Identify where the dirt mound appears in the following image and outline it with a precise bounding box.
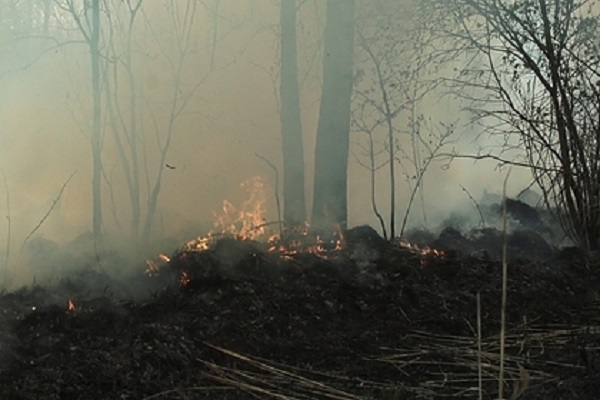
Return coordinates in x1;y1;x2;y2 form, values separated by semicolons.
0;228;598;399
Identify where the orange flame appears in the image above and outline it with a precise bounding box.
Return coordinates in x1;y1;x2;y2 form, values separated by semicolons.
396;238;446;267
213;176;268;240
148;176;350;279
267;225;345;260
67;299;75;312
182;176;270;253
146;253;171;276
420;246;445;257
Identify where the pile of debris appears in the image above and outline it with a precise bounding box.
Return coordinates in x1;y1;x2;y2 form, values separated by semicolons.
0;225;598;399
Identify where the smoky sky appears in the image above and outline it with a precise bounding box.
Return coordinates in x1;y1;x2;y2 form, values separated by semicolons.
0;0;532;283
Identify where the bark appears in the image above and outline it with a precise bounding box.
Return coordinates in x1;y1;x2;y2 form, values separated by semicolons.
280;0;306;226
311;0;355;229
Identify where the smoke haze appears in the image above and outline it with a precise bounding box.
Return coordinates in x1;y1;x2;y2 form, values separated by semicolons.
0;0;532;285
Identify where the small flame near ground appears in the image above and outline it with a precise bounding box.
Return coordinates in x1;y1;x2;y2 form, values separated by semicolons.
67;299;75;312
396;238;447;267
146;175;446;278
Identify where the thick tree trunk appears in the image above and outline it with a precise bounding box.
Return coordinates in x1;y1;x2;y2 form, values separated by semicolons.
311;0;355;229
280;0;306;226
90;0;103;243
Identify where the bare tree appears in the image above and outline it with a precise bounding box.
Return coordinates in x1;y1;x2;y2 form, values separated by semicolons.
105;0;143;243
352;0;453;238
429;0;600;252
100;0;243;248
139;0;241;246
311;0;355;230
50;0;105;243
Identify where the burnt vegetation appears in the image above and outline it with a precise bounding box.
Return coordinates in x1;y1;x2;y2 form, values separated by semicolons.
1;226;600;399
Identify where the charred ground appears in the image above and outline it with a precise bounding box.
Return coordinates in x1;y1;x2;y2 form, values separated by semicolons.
0;225;599;399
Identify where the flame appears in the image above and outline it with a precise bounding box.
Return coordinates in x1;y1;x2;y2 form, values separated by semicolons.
67;299;75;312
267;224;345;260
420;246;445;257
185;236;211;252
213;176;268;241
145;253;171;276
146;176;349;284
181;176;270;253
182;176;347;258
396;238;446;267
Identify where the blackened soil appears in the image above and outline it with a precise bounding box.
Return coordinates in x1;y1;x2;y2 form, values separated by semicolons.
0;229;599;399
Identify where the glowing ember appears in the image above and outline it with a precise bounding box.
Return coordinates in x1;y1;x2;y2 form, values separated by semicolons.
180;271;191;287
67;299;75;312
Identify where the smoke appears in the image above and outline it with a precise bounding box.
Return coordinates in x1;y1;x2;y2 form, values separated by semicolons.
0;0;532;287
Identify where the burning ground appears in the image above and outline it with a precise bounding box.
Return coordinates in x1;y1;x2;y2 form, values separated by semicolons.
0;222;599;400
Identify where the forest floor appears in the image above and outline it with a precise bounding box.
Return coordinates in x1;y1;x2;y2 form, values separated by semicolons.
0;225;598;399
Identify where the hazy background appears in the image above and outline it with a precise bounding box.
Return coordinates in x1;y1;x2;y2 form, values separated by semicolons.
0;0;533;283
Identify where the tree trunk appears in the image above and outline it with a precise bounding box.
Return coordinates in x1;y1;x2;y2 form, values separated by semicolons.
90;0;103;243
280;0;306;226
311;0;355;229
125;10;141;245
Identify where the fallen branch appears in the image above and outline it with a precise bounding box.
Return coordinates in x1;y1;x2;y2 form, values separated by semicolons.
21;171;77;252
255;153;283;234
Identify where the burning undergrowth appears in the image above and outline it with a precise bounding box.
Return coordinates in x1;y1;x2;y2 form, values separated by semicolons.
0;183;599;399
0;222;597;399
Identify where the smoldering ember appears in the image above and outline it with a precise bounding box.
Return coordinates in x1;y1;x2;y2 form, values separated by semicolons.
1;1;600;399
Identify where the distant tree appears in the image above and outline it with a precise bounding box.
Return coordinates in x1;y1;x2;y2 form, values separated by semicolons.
101;0;241;248
104;0;143;245
279;0;307;226
428;0;600;252
139;0;236;247
311;0;355;229
353;0;454;239
51;0;105;243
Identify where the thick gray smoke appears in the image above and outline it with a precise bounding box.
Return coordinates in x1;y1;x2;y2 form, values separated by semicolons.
0;0;531;287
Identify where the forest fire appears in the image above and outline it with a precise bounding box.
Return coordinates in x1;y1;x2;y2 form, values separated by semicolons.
173;176;272;255
146;176;348;279
67;299;75;312
267;228;346;260
145;253;170;276
418;246;447;267
144;172;451;284
395;238;447;267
